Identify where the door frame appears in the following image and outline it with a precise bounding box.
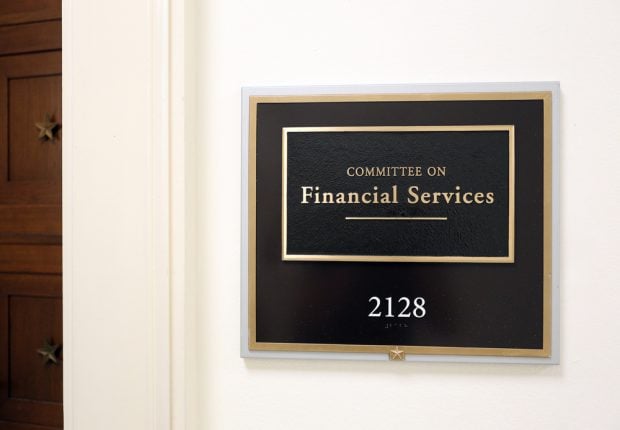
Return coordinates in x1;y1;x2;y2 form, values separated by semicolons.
62;0;187;428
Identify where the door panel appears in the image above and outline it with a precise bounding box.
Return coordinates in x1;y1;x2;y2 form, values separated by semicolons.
9;296;62;402
0;52;62;205
0;276;62;429
9;75;62;182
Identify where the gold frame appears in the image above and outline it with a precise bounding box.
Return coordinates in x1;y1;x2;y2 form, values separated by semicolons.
248;91;552;358
281;125;515;263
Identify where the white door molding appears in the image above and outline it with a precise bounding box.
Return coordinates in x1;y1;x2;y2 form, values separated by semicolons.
62;0;186;428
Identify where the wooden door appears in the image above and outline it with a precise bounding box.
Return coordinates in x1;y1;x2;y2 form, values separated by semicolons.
0;1;62;429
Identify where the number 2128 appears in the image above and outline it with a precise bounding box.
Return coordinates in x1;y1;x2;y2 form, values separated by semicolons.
368;296;426;318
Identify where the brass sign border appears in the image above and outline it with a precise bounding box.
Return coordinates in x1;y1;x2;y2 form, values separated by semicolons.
281;125;515;263
247;90;553;359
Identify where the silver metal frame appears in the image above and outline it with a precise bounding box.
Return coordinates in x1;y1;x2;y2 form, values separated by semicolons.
241;82;560;364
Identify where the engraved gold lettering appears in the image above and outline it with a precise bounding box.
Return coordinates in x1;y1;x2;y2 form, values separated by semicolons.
301;186;313;204
442;192;454;203
346;166;424;177
348;192;360;204
407;186;419;204
301;184;495;205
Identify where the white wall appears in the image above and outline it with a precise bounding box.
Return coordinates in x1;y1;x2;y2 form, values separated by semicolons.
192;0;620;429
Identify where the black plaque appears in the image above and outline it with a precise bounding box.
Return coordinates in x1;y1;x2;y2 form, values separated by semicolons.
245;88;556;361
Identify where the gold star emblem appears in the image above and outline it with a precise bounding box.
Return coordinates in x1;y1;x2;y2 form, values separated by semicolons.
389;347;405;361
37;339;60;364
35;113;59;140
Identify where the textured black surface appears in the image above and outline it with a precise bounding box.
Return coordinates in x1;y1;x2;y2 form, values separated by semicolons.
254;99;544;349
286;130;509;257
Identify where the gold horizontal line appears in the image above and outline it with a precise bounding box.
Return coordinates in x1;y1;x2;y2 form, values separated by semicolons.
345;216;447;221
284;125;513;133
282;254;513;263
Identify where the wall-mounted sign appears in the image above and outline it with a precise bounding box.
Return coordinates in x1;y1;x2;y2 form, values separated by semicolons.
242;83;559;363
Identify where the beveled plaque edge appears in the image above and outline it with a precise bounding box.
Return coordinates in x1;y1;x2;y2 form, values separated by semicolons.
241;82;560;364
